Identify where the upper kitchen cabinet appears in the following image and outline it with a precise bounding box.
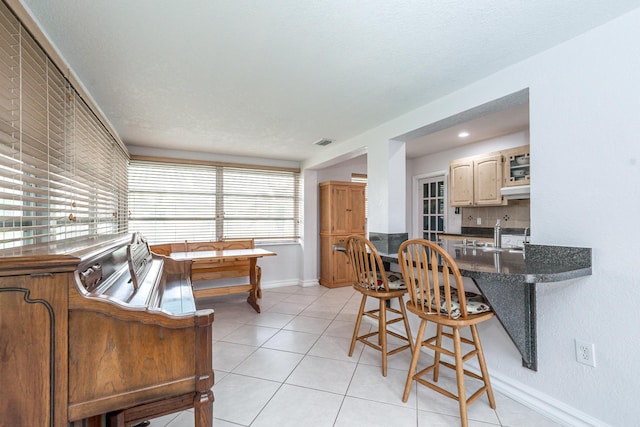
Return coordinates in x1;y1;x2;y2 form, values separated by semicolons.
320;181;366;235
502;144;530;187
450;153;504;207
449;159;474;206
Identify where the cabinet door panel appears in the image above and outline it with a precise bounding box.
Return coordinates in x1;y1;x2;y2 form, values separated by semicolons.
502;144;530;187
449;160;474;206
331;186;350;234
474;153;503;206
319;235;352;287
349;186;366;233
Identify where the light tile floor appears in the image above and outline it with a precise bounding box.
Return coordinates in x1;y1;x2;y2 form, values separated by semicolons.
147;285;563;427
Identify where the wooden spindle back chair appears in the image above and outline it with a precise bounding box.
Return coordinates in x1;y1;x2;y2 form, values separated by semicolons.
398;239;495;427
345;235;413;376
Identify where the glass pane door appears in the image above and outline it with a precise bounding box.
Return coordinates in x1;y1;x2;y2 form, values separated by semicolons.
420;176;445;242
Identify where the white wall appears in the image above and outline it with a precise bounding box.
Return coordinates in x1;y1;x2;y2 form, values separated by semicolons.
303;7;640;426
317;155;367;182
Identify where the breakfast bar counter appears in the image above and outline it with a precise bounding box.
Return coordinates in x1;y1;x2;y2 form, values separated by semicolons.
378;240;592;371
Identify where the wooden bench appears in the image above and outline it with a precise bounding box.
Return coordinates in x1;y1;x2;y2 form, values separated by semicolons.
150;239;271;312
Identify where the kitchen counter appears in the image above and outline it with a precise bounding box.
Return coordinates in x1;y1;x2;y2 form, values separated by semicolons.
378;239;592;371
379;240;591;282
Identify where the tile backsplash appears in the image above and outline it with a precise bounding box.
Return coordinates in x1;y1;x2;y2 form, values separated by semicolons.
462;200;530;229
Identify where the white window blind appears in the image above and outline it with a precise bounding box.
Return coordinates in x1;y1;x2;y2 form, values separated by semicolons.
128;160;217;243
0;3;128;250
128;159;301;244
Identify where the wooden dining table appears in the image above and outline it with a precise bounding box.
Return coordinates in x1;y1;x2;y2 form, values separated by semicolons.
169;248;276;312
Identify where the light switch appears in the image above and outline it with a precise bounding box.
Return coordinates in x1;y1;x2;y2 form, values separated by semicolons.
477;217;482;225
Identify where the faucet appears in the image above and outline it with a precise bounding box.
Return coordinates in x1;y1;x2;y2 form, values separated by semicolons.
494;220;502;248
524;227;530;244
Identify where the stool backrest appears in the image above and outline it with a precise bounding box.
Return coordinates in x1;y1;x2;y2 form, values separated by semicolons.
398;239;469;319
345;235;390;293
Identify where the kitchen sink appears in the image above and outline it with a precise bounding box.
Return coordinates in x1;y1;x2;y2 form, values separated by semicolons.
452;244;523;254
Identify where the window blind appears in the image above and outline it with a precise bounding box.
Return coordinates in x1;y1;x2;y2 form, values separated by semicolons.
128;160;217;243
0;3;128;250
128;159;301;244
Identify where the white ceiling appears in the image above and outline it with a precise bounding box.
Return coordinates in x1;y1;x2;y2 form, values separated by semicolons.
19;0;640;162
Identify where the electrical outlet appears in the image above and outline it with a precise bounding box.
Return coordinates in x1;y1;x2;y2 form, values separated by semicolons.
575;340;596;367
477;217;482;225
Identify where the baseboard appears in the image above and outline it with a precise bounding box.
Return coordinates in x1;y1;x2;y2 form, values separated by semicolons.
488;371;611;427
261;279;301;289
380;322;610;427
298;279;320;287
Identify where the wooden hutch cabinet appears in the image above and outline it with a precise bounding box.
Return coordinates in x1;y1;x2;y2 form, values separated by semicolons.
319;181;366;288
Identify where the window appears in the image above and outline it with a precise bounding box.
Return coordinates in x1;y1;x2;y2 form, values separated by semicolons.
419;175;446;242
0;4;128;250
128;158;301;244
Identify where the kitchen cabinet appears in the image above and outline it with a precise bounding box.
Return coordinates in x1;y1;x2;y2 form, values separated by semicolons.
502;144;530;187
320;181;366;235
450;153;504;207
319;181;366;287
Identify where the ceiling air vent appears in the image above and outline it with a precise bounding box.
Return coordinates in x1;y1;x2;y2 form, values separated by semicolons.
313;138;334;146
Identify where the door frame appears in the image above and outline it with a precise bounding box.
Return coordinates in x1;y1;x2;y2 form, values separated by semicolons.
412;170;449;240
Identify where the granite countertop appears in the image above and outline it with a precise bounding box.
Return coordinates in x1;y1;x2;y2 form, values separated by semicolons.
337;237;592;371
379;239;592;285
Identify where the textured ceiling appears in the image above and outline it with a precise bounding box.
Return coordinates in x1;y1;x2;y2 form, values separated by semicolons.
19;0;640;161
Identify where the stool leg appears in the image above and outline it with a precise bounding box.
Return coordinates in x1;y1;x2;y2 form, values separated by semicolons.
471;324;496;409
453;327;468;427
433;324;443;382
398;296;413;351
403;318;426;402
349;294;367;356
380;298;388;376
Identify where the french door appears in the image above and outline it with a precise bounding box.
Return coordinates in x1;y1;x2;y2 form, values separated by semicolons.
419;176;446;242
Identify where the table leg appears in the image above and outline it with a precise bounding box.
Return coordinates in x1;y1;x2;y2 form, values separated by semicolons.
246;258;261;313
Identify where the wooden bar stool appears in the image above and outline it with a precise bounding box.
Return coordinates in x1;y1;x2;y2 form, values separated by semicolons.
398;239;495;427
345;235;413;376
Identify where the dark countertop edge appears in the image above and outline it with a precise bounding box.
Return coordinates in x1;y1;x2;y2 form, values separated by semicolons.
461;266;593;284
458;227;530;237
378;243;592;284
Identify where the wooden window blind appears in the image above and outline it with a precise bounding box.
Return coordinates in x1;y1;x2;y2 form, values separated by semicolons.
128;159;301;244
0;3;128;250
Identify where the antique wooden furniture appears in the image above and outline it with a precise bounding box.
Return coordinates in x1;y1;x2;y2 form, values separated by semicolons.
398;239;495;427
0;232;214;427
345;235;413;376
151;239;276;313
319;181;366;287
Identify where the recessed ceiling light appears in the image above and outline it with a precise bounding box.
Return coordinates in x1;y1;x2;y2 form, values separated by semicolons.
458;131;470;138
